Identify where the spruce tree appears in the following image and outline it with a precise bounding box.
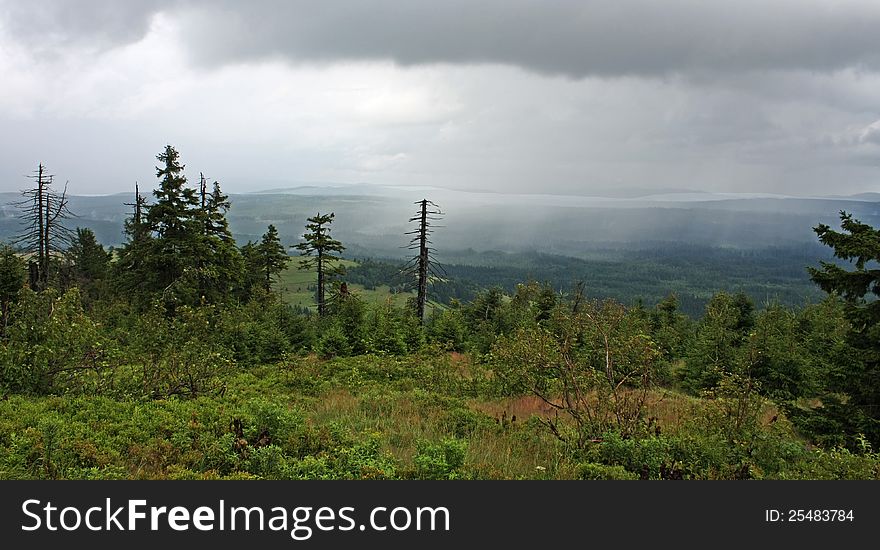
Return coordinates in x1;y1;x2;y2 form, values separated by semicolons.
68;227;111;303
295;213;345;315
69;228;110;281
256;224;289;293
144;146;200;297
682;291;754;392
808;211;880;448
196;176;242;302
204;179;234;241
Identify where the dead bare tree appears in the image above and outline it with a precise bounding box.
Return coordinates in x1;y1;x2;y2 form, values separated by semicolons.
401;199;446;323
123;182;148;241
13;164;74;290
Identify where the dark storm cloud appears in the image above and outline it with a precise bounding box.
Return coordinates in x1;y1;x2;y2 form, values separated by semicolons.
4;0;880;77
181;0;880;77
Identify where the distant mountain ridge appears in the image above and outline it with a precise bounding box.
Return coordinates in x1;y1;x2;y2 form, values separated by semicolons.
1;186;878;253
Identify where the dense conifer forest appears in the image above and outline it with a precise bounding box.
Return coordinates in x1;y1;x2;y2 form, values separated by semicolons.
1;147;879;480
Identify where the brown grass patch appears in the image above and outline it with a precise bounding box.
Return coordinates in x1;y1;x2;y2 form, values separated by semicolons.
470;389;700;432
310;389;359;418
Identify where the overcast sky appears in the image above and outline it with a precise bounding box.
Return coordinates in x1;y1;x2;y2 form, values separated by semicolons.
1;0;879;196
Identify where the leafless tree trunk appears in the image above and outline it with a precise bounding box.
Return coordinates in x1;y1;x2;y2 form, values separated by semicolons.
402;199;445;323
13;164;74;290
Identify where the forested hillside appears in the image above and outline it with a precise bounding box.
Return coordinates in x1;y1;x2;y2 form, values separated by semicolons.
1;147;879;480
344;245;834;318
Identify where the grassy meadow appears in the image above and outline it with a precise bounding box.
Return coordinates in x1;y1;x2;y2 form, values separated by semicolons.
278;258;448;314
3;349;877;480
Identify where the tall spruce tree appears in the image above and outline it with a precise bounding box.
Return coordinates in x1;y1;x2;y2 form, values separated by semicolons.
195;176;242;302
68;228;110;281
808;211;880;448
256;224;289;293
144;145;201;300
203;179;233;241
295;213;345;315
115;145;236;307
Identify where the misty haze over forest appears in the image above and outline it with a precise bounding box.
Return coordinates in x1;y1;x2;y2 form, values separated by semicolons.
2;185;880;255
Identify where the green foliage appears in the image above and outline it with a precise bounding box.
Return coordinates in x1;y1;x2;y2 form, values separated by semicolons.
143;145;202;304
316;324;352;359
412;438;468;480
194;180;244;305
462;287;509;355
427;306;467;352
363;299;413;355
1;347;878;480
325;292;367;355
681;291;754;392
0;393;396;480
0;288;107;395
647;293;693;385
131;304;233;399
217;296;312;364
492;300;659;447
3;192;879;480
440;406;497;438
67;228;111;304
777;446;880;480
0;244;25;334
112;229;153;307
576;462;638;480
697;373;765;456
113;146;244;308
746;304;815;401
807;211;880;448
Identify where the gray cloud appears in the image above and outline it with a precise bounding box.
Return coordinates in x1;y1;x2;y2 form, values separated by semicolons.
4;1;880;77
0;0;169;52
182;0;880;77
861;121;880;144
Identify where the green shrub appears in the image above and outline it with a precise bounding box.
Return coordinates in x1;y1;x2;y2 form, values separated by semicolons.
245;445;291;479
317;324;352;359
0;288;108;395
427;309;467;352
327;437;398;480
442;407;497;438
576;462;638;480
777;447;880;480
412;438;468;480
